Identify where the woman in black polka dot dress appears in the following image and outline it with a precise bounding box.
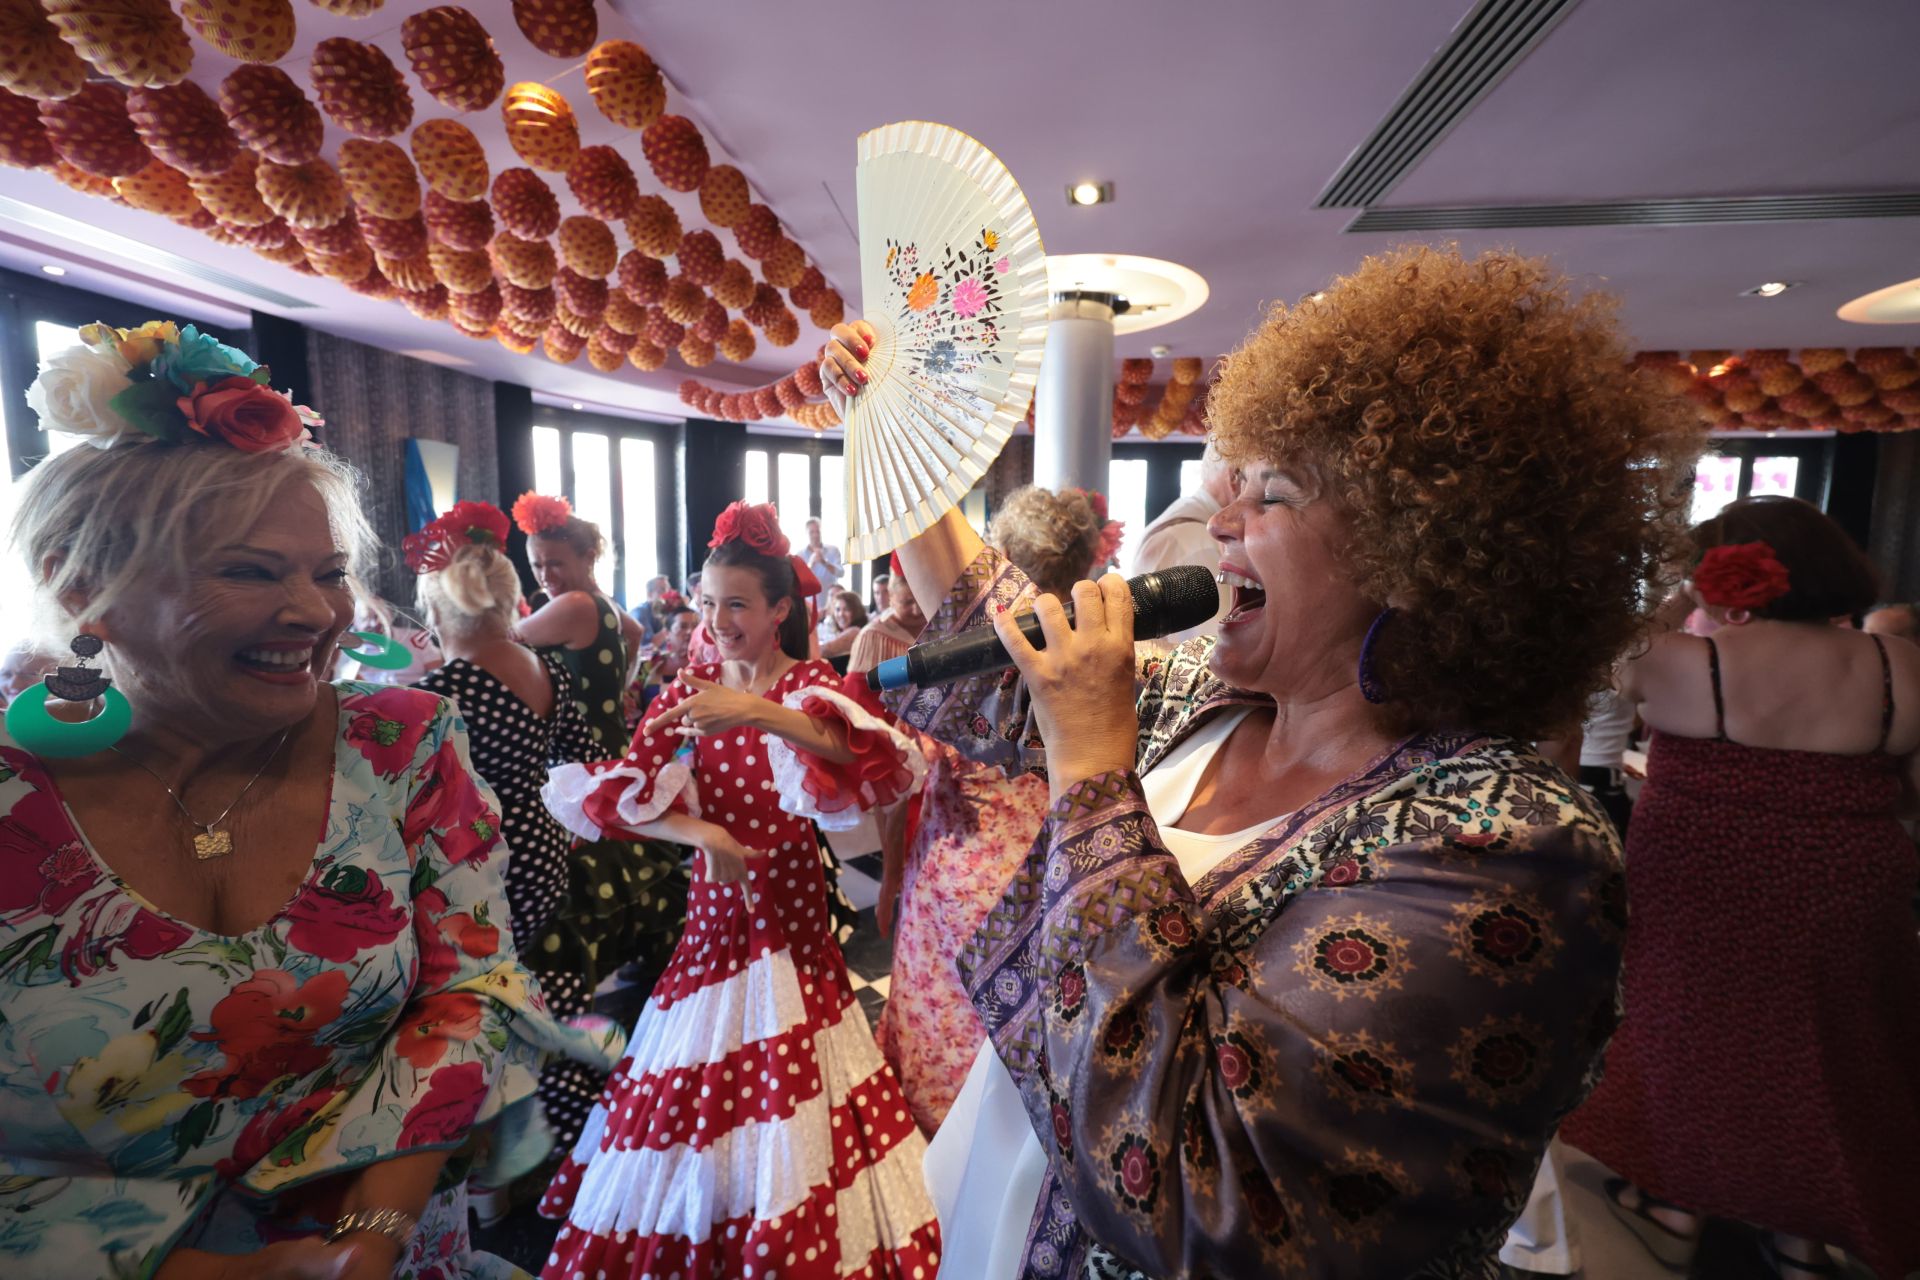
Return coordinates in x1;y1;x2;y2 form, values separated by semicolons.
512;499;691;1080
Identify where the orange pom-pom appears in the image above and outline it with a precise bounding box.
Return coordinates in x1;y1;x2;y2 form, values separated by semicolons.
761;238;805;289
423;187;493;250
675;229;725;287
743;282;783;328
788;265;825;308
357;211;427;258
40;82;150;177
512;491;573;535
641;114;707;192
511;0;596;58
552;265;607;319
1881;387;1920;415
496;327;537;356
662;274;706;325
764;308;799;348
794;361;822;398
410;118;488;200
448;311;493;340
699;163;751;229
338;138;419;219
565;144;637;221
734;204;781;260
219;64;322;164
679;334;714;368
557;214;616;277
309;0;382;15
585;335;623;372
254;157;347;229
543;323;584;363
491;166;559;239
398;283;448;320
808;290;844;331
774;375;805;412
400;4;502;113
718;318;755;364
1858;349;1919;390
448;279;501;324
551;304;594;340
53;157;119;198
1814;365;1875;407
712;258;755;310
627;339;666;372
178;0;294;63
625;193;681;258
501;81;577;172
309;241;373;283
584;39;663;129
497;280;554;325
44;0;192;88
310;37;413;139
643;306;684;349
1842;402;1896;426
618;250;667;305
126;82;236;177
0;87;55;169
1754;363;1804;398
603;290;646;335
1798;348;1848;375
592;323;635;355
112;157;196;216
0;0;88;100
428;241;491;292
1777;389;1834;420
288;208;361;254
693;297;727;343
753;387;782;418
490;231;556;289
379;251;437;294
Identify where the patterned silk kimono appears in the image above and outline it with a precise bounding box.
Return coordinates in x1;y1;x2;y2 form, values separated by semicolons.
893;550;1627;1280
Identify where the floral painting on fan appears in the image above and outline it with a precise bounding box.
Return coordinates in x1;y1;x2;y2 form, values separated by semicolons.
883;227;1010;395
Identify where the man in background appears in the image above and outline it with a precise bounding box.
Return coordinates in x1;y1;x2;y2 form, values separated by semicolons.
801;517;844;614
1126;441;1236;646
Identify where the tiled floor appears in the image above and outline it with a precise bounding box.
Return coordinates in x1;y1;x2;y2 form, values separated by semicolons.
476;850;1877;1279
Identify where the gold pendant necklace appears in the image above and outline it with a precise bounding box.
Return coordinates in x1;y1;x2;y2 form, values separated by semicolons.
113;730;291;860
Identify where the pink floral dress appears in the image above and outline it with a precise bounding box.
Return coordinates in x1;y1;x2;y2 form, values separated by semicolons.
536;660;942;1279
0;684;622;1280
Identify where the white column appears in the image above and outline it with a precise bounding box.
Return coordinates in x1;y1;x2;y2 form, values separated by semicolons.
1032;291;1118;494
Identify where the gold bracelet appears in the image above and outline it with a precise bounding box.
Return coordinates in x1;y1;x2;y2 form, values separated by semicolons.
328;1205;417;1250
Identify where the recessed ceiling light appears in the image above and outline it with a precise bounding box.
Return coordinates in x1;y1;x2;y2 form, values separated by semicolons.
40;264;66;276
571;401;584;410
1742;280;1799;297
1066;181;1113;207
1307;291;1326;302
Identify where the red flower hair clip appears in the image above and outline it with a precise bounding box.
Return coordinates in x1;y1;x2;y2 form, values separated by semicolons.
707;501;790;558
512;491;574;535
405;500;511;574
1693;541;1791;611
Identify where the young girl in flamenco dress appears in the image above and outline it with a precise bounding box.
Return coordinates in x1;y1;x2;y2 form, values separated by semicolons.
537;502;941;1279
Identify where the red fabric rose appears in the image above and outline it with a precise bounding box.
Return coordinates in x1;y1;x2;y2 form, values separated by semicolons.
58;893;193;982
187;969;350;1100
403;739;500;866
413;901;460;991
178;376;308;453
284;863;410;962
439;909;500;959
444;499;510;548
706;500;789;557
1693;541;1791;611
0;789;101;920
398;1060;487;1149
395;991;485;1071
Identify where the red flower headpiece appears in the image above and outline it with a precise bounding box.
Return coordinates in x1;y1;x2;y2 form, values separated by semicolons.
658;588;685;609
512;491;574;535
405;499;511;573
1693;541;1791;611
707;500;789;558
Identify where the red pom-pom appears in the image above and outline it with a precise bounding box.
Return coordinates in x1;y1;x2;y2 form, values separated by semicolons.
643;306;685;349
553;265;608;318
753;386;782;418
566;144;638;221
127;81;239;176
512;491;573;535
618;251;667;305
498;280;556;324
676;228;724;287
744;282;783;328
694;297;728;343
641;113;708;192
734;202;781;259
491;166;559;238
511;0;597;58
794;361;823;398
789;265;825;308
775;376;805;411
310;37;414;139
423;187;494;251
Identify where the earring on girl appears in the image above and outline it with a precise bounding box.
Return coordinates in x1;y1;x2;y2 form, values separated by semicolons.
4;634;133;757
1357;607;1397;705
338;630;413;671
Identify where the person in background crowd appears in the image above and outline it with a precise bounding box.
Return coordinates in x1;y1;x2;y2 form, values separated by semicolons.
331;593;442;685
0;642;55;709
1864;601;1918;638
984;485;1103;604
870;570;893;618
409;500;610;1183
850;558;927;675
536;500;939;1278
1128;440;1237;645
621;604;699;731
826;242;1696;1278
0;321;618;1279
1561;495;1920;1280
508;494;689;1098
800;515;844;612
817;588;868;660
1576;679;1638;836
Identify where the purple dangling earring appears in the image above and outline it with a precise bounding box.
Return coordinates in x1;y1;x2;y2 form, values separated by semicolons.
1357;607;1397;704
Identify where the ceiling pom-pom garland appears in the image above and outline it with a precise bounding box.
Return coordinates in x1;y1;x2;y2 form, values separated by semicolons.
44;0;195;88
1634;349;1920;433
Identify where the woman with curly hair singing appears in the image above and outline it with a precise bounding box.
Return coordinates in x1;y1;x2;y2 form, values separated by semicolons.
825;244;1700;1279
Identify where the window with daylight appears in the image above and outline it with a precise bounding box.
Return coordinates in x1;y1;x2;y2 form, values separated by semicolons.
1107;457;1150;569
747;436;862;596
526;410;676;609
1687;438;1833;526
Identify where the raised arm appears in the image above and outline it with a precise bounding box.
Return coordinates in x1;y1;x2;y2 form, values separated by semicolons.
512;590;599;650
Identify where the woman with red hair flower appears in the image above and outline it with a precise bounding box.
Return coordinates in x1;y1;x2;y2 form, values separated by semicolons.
1562;495;1920;1278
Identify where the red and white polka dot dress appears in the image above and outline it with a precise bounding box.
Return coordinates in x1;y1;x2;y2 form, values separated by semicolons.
539;660;941;1280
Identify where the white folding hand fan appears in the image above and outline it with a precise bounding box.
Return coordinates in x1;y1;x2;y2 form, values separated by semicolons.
841;121;1049;563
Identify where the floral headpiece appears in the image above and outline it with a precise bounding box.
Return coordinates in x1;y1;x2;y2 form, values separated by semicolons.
1070;487;1125;572
658;588;685;610
1693;541;1792;611
404;500;511;574
512;491;574;535
707;501;820;596
26;320;321;453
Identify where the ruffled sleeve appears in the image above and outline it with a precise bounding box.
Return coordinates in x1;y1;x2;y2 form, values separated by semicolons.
765;666;927;830
541;672;703;841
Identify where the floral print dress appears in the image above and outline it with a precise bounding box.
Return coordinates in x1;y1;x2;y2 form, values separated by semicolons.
0;684;622;1280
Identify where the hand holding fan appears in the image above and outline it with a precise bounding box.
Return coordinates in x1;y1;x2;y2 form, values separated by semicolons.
840;121;1049;563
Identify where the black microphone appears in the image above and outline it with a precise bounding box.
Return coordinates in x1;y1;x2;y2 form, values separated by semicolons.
866;564;1222;691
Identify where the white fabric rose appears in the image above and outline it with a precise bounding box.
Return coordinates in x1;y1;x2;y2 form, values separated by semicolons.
25;346;136;449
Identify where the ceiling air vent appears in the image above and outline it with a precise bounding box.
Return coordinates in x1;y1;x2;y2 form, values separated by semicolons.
1316;0;1581;209
1346;192;1920;232
0;195;318;310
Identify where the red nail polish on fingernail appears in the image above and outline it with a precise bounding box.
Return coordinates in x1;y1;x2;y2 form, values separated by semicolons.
855;369;870;384
842;379;858;396
857;345;870;359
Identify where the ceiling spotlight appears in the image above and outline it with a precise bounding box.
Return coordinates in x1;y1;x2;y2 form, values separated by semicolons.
40;264;66;277
1307;291;1326;302
1066;181;1113;207
571;401;584;410
1743;280;1799;297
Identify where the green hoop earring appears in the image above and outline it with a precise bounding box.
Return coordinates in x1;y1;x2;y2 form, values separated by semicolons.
5;683;133;758
339;630;413;671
